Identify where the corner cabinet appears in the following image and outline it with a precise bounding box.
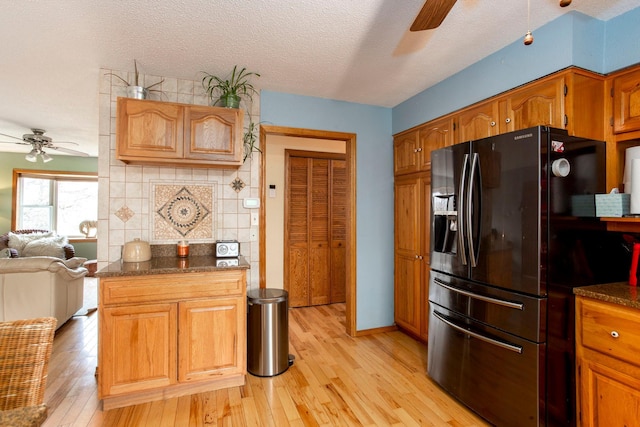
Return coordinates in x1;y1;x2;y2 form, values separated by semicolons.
98;269;246;410
116;98;244;167
575;296;640;426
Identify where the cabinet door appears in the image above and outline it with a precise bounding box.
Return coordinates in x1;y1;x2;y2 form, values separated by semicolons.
577;357;640;427
116;98;183;159
330;160;347;303
613;69;640;134
456;101;499;143
394;130;420;175
100;303;177;397
394;175;424;336
184;105;243;164
500;77;564;133
420;176;431;342
178;297;245;382
418;117;453;171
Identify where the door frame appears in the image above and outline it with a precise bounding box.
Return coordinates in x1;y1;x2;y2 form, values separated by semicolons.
259;125;357;336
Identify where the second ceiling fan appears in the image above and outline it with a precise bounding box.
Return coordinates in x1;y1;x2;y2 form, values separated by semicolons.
410;0;573;31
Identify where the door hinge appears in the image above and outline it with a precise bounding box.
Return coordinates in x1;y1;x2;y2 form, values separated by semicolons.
564;84;568;96
610;117;614;127
611;87;614;97
564;115;568;126
453;122;456;131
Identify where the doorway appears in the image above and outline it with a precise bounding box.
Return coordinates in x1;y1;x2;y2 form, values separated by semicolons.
259;125;357;336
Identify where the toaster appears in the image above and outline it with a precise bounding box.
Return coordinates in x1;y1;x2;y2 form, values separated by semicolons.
215;240;239;257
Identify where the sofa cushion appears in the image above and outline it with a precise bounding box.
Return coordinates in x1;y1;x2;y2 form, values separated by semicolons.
21;235;68;258
7;232;52;253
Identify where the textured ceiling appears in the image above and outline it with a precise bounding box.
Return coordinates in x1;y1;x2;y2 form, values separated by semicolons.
0;0;637;157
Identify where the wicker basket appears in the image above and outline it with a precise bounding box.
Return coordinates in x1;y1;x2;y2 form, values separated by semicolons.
0;317;57;411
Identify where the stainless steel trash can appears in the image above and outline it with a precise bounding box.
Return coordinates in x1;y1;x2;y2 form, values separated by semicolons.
247;288;292;376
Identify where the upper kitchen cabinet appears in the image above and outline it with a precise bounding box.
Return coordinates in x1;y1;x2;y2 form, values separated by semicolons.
456;99;500;143
499;70;605;141
394;117;454;176
613;67;640;134
117;98;244;168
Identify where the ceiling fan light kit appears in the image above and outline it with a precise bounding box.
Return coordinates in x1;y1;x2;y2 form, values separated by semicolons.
0;128;89;161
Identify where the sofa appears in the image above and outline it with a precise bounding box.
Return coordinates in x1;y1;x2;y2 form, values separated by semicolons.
0;230;75;259
0;257;88;330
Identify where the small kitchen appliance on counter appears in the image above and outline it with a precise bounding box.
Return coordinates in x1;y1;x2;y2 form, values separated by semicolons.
215;240;239;258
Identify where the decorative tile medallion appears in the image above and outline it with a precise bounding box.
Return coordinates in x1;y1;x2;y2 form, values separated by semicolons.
114;205;134;223
230;177;245;193
152;183;214;240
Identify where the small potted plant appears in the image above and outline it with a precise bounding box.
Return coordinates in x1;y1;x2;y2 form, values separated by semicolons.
243;119;263;162
106;60;164;99
202;65;260;108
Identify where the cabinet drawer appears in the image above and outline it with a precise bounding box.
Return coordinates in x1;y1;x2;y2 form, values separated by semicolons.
101;271;245;305
578;298;640;368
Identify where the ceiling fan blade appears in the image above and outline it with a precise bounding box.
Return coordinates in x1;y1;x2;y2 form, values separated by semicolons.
0;132;24;141
47;146;89;157
0;140;30;145
410;0;457;31
48;140;80;146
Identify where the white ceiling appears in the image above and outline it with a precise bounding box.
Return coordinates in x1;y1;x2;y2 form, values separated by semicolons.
0;0;637;158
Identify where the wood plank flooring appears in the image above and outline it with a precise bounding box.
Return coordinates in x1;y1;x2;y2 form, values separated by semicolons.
43;301;489;426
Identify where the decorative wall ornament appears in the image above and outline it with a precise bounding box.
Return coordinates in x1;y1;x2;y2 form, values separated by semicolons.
230;177;245;193
114;206;135;223
152;182;215;241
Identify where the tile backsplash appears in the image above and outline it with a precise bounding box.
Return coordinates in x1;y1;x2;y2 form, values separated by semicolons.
97;68;260;288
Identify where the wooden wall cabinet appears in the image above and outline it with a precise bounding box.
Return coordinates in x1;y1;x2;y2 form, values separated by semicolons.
117;98;244;167
394;173;430;341
613;67;640;134
575;296;640;426
394;117;454;175
98;270;246;410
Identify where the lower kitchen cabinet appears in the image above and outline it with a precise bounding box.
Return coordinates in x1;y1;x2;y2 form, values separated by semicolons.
575;296;640;426
98;269;247;410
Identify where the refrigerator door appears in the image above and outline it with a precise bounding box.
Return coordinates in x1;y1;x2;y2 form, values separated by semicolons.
469;127;544;296
430;142;471;279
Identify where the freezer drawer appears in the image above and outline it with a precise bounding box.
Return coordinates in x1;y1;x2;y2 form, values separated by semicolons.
428;303;545;427
429;270;546;343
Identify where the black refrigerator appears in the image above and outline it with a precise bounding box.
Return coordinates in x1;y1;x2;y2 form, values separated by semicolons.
428;126;627;426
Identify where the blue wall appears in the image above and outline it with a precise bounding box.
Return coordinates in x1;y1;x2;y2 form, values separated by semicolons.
260;92;394;330
260;6;640;331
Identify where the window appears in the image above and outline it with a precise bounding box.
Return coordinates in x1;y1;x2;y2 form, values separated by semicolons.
12;169;98;239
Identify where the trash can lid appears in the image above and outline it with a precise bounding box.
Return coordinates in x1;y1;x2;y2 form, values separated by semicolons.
247;288;288;303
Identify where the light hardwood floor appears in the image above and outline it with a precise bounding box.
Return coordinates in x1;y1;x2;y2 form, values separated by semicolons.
43;299;488;426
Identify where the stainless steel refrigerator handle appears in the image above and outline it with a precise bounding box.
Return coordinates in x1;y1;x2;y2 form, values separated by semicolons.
466;153;479;267
458;154;469;266
433;310;523;354
434;278;524;310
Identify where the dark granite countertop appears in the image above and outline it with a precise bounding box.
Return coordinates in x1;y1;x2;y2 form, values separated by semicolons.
96;255;249;278
574;282;640;310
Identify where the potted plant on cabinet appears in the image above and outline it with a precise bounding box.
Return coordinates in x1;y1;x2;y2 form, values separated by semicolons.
202;65;260;108
106;60;164;99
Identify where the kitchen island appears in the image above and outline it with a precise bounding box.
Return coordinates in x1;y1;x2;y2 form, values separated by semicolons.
574;282;640;426
96;255;249;410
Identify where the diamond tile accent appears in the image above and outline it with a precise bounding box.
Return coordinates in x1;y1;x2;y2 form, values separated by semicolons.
230;177;245;193
114;205;135;223
153;183;214;240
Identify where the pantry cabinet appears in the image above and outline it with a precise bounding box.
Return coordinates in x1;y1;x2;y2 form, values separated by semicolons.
575;296;640;427
394;172;430;341
98;269;246;410
394;117;454;175
117;98;244;167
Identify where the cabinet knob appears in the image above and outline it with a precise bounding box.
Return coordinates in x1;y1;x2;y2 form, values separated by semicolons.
417;148;422;152
505;118;511;124
490;121;496;127
610;330;620;338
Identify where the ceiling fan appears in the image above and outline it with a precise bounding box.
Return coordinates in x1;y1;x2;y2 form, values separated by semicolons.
0;128;89;162
410;0;573;31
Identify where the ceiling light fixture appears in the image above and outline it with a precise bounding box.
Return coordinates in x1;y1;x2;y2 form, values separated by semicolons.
524;0;534;45
25;149;38;162
41;151;53;163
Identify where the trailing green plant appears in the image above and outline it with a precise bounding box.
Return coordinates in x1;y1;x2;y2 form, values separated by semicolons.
202;65;260;108
105;59;164;91
243;119;263;162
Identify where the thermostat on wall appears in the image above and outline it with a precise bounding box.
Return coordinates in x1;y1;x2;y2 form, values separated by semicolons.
243;198;260;208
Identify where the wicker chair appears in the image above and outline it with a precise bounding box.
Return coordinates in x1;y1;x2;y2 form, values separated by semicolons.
0;317;57;427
